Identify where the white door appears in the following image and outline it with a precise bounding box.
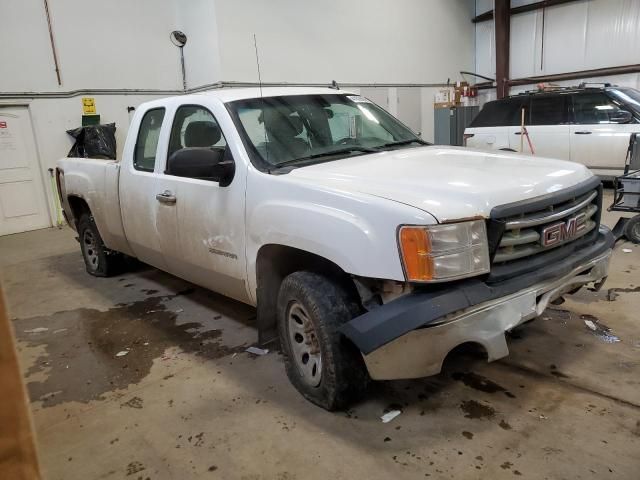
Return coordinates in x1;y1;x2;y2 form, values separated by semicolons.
570;92;638;173
0;107;50;236
155;104;249;304
510;94;571;159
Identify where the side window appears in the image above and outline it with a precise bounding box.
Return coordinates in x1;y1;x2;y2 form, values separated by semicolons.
529;95;568;125
573;93;632;124
164;105;230;181
134;108;165;172
470;98;526;127
167;105;226;159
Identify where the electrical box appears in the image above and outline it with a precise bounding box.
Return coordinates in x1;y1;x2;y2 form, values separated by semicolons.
434;106;479;146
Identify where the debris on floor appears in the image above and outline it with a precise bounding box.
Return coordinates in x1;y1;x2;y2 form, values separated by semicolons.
622;248;633;253
245;346;269;356
115;350;129;357
24;327;48;333
381;410;402;423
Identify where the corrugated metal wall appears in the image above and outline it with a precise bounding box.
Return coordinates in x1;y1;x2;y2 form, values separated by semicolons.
475;0;640;88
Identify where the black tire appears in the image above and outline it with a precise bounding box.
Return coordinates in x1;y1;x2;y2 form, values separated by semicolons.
277;271;369;410
77;213;123;277
624;215;640;244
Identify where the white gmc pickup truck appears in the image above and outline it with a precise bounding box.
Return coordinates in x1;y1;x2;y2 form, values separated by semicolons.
57;87;614;410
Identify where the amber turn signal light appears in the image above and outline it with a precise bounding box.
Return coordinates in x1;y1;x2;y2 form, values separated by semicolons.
398;227;434;281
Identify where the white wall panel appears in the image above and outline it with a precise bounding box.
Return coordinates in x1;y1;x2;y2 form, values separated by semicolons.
475;19;495;78
215;0;475;84
510;11;538;79
475;0;640;86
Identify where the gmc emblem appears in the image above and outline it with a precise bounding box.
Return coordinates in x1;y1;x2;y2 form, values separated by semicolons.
541;213;587;248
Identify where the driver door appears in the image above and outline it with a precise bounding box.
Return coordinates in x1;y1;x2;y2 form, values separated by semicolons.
155;103;249;303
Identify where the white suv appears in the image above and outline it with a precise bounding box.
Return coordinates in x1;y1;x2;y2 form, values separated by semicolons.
465;85;640;177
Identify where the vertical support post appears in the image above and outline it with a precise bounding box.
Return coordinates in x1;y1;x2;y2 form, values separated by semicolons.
495;0;510;99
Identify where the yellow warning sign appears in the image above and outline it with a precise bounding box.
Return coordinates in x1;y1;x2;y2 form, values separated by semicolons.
82;97;96;115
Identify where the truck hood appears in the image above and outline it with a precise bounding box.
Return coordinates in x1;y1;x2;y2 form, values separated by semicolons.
287;146;594;222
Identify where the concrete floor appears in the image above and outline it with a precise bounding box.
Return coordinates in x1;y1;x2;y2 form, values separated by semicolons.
2;191;639;480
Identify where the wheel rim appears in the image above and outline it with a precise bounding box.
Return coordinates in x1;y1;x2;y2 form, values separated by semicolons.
287;302;322;387
82;229;99;271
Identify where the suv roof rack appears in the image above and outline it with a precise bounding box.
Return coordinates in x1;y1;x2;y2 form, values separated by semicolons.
507;82;617;99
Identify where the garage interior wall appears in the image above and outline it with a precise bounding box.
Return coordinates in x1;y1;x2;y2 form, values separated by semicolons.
475;0;640;102
1;0;475;232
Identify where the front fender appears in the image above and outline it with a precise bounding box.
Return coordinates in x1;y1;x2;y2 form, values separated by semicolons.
245;175;436;303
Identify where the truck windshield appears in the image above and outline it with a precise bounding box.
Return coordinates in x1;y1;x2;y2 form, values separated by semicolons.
227;94;426;169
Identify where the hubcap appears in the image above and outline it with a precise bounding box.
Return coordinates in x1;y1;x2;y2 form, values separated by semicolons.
83;229;99;271
287;302;322;387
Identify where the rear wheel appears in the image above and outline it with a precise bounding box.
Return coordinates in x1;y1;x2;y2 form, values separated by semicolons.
77;214;123;277
624;215;640;244
277;271;369;410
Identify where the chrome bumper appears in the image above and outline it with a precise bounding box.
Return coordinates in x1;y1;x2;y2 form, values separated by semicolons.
362;248;612;380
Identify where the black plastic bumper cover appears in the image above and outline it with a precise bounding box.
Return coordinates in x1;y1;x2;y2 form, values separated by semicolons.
340;228;614;355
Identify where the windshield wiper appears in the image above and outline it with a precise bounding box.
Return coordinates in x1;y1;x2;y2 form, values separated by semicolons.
376;138;430;149
274;146;378;168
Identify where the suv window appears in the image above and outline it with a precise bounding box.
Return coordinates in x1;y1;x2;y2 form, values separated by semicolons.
134;108;165;172
469;97;527;127
529;95;568;125
572;92;632;124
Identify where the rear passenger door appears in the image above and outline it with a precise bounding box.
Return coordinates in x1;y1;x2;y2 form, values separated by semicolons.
514;95;571;159
155;103;249;304
119;106;169;270
570;92;636;173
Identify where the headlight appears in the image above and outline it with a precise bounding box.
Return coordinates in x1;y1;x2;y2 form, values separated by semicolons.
398;220;490;282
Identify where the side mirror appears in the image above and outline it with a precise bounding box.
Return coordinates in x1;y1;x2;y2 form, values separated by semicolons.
610;110;633;124
166;148;235;186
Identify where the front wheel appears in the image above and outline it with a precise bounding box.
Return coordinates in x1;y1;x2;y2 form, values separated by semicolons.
77;214;123;277
277;271;369;410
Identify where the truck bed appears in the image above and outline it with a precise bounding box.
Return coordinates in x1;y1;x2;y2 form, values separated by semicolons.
57;157;131;255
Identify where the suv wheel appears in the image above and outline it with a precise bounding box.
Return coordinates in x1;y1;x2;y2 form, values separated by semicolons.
277;271;369;410
77;213;123;277
624;215;640;244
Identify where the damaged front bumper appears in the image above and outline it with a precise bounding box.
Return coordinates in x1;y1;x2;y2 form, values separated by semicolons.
341;228;614;380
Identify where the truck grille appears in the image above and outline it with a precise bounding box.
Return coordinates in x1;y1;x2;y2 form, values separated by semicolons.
493;189;600;263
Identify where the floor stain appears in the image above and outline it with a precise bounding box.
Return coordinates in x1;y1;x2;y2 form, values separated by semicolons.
462;431;474;439
460;400;495;419
15;293;246;407
452;371;516;398
499;419;512;430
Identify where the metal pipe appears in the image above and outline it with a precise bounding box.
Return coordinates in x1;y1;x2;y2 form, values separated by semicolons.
508;64;640;86
43;0;62;85
179;46;187;92
473;64;640;91
0;81;452;99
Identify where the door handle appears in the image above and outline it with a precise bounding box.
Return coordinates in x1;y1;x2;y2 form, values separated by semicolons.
156;191;176;205
574;131;592;135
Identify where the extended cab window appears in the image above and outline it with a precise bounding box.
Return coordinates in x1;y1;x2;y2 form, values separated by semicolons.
529;95;568;125
572;92;633;124
469;97;527;127
165;105;229;180
134;108;165;172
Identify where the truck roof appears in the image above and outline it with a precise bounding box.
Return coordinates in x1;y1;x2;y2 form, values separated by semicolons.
193;86;355;103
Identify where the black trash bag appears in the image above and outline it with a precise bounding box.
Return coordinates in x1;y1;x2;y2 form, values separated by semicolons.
66;123;117;159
